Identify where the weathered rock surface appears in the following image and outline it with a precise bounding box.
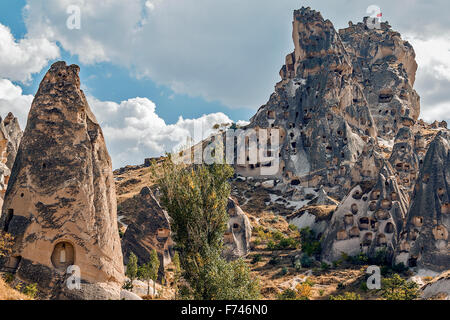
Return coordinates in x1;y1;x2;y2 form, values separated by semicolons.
321;162;409;262
0;113;22;208
0;61;124;300
121;187;173;273
223;198;252;260
420;271;450;300
339;18;420;139
395;131;450;271
244;8;378;200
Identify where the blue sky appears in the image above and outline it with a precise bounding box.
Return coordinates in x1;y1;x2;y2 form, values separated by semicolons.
0;0;254;125
0;0;449;168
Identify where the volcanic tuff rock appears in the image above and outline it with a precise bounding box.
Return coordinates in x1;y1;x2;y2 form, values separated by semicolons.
244;7;378;199
234;7;423;202
395;131;450;272
223;198;252;260
389;127;420;195
0;113;22;208
321;162;409;262
339;18;420;139
0;61;124;300
121;186;173;274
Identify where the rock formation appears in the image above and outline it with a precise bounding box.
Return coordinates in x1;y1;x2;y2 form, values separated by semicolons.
321;162;409;262
223;198;252;260
395;131;450;271
121;187;173;274
245;8;378;199
339;18;420;139
0;113;22;208
0;61;124;300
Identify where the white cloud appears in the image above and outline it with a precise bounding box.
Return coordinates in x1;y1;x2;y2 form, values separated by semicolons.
405;35;450;123
23;0;300;109
0;79;34;127
88;96;235;168
0;24;59;83
0;85;238;168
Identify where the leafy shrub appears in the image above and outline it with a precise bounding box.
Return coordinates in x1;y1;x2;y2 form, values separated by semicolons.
299;227;321;256
330;292;361;300
23;283;38;299
277;237;299;250
278;289;297;300
300;254;313;268
251;254;262;264
267;240;277;250
269;256;281;266
347;253;369;265
369;249;391;266
0;232;13;257
293;259;302;271
321;262;330;271
2;273;14;284
391;262;409;274
296;283;312;300
381;274;419;300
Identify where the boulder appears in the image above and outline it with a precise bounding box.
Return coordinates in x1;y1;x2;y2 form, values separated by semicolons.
222;198;252;260
121;187;173;274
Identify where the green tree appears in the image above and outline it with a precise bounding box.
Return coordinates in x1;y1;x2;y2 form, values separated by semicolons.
381;273;419;300
172;251;182;300
156;160;260;300
125;252;138;290
330;292;361;300
299;227;321;256
138;249;160;297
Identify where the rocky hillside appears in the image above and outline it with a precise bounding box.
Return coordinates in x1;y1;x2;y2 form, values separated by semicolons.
113;7;449;299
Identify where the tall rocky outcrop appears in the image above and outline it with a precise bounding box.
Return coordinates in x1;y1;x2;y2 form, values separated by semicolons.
223;198;252;260
339;19;420;139
395;131;450;271
242;8;378;199
121;187;173;275
0;113;22;208
0;61;124;300
232;7;422;203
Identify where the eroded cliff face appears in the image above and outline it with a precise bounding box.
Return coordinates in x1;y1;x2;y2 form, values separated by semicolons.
229;7;448;272
0;61;124;300
0;113;22;208
245;8;378;199
121;187;173;275
340;19;420;139
238;7;424;203
395;131;450;272
322;162;409;262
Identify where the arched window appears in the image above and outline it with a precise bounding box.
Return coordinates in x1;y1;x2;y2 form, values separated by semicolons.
51;241;75;270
